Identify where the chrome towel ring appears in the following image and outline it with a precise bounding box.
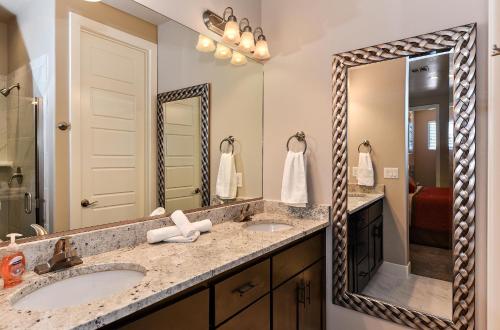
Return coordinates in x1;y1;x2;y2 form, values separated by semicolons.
220;136;235;154
358;140;372;153
286;131;307;154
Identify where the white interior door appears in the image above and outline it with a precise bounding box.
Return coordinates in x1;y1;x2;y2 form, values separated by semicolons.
78;30;147;227
164;97;202;213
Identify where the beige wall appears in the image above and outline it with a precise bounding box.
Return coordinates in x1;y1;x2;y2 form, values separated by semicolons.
260;0;488;329
53;0;158;232
158;20;263;200
347;58;408;266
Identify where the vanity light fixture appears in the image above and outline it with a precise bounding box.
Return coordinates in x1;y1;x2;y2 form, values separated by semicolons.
253;27;271;60
196;34;216;52
214;43;232;59
222;7;240;45
238;18;255;53
231;51;247;66
203;8;271;61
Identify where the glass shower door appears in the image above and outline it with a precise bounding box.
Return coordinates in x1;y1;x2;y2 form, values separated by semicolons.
0;86;39;239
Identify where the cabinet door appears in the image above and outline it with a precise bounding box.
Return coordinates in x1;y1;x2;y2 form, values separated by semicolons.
217;295;270;330
302;261;323;330
120;288;209;330
369;216;383;277
273;273;303;330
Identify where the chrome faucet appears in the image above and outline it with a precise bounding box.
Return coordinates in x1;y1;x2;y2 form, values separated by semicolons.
8;167;23;187
34;237;83;274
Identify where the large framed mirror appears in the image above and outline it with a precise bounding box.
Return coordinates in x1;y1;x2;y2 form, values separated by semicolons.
331;24;476;329
0;0;263;242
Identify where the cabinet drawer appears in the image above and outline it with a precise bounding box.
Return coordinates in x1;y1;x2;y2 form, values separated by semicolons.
369;200;383;221
350;207;369;229
215;259;270;325
273;233;323;288
120;288;209;330
217;295;270;330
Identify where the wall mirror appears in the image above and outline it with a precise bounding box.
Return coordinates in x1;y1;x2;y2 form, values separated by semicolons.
332;24;476;329
0;0;263;242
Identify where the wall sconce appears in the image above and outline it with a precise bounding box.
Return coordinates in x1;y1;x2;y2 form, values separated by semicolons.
203;7;271;61
238;18;255;53
231;51;248;66
196;34;216;52
214;43;232;59
253;28;270;60
221;7;240;45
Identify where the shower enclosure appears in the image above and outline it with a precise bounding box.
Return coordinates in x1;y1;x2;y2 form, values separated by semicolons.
0;83;40;239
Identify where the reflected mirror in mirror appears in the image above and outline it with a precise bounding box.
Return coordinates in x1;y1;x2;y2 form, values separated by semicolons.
346;52;453;319
0;0;263;240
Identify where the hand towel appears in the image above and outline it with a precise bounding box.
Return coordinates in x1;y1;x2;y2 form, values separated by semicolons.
150;207;166;217
216;153;237;200
147;219;212;244
280;151;308;207
164;231;200;243
357;152;374;186
171;210;196;237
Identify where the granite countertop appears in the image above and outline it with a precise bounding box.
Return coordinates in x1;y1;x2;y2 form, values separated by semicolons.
347;193;384;214
0;213;329;330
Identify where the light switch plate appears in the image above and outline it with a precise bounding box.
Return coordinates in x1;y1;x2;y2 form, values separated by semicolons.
236;173;243;187
384;168;399;179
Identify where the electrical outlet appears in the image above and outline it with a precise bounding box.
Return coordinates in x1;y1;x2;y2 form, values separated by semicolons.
236;173;243;187
352;167;359;177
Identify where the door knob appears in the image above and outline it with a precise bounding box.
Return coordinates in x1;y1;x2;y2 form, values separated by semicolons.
193;188;201;194
493;44;500;57
57;121;71;131
81;199;98;208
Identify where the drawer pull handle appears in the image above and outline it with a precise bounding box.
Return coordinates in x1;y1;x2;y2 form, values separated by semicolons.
306;281;311;304
233;282;256;297
359;271;369;278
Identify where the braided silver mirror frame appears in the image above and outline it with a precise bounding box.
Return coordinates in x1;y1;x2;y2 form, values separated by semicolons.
331;24;476;329
157;84;210;208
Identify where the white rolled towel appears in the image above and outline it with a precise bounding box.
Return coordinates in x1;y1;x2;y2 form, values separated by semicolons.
165;231;200;243
171;210;197;237
147;219;212;244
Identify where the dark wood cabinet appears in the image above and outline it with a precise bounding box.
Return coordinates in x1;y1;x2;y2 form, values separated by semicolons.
110;231;325;330
273;260;324;330
348;199;383;293
119;288;209;330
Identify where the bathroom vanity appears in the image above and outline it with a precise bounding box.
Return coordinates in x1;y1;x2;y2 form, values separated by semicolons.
111;232;325;330
347;196;384;294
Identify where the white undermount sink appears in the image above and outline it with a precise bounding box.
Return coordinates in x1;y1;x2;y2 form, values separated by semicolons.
245;222;294;232
12;267;145;310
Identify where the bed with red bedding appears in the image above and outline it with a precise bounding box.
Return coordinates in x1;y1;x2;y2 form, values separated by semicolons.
410;186;452;249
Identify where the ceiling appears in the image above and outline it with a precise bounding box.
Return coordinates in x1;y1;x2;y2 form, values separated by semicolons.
408;52;451;99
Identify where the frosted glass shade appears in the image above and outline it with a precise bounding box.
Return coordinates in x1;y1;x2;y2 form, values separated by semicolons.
222;20;240;44
238;31;255;53
254;39;271;60
231;51;247;66
196;34;215;53
214;43;232;59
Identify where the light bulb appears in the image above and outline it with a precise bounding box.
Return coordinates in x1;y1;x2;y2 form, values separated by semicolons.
254;38;270;60
231;51;247;66
214;43;232;60
223;20;240;45
196;34;216;52
238;31;255;53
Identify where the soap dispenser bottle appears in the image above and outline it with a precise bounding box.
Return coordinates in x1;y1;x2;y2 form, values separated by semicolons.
1;233;26;288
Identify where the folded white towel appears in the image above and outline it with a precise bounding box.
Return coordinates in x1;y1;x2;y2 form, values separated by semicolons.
171;210;196;237
281;151;308;207
357;152;374;186
165;231;200;243
150;207;166;217
216;153;237;200
147;219;212;244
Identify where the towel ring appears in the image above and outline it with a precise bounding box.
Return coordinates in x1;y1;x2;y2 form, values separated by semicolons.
286;131;307;154
220;136;235;154
357;140;372;153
